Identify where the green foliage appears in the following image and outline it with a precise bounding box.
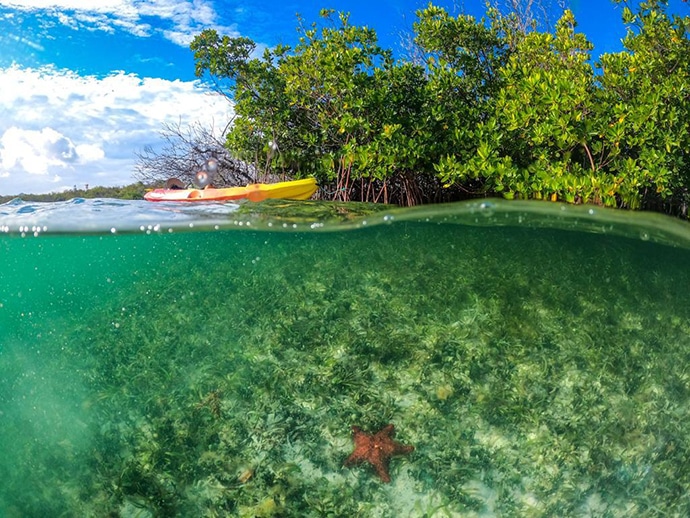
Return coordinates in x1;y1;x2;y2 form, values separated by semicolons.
191;29;257;82
268;11;392;181
414;5;509;94
191;11;444;205
594;0;690;208
190;2;690;214
438;10;602;203
434;3;689;210
413;6;511;196
0;182;149;203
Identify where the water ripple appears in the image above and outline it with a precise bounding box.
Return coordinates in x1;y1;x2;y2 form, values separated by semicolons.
0;197;689;249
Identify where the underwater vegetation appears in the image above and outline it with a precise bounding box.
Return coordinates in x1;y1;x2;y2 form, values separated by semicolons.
0;219;689;517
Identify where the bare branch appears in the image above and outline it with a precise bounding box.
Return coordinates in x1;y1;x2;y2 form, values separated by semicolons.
133;120;258;187
490;0;568;34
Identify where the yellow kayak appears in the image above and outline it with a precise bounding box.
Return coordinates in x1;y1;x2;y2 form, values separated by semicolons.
144;178;318;202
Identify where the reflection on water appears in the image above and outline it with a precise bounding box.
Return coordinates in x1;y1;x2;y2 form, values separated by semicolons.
1;199;689;516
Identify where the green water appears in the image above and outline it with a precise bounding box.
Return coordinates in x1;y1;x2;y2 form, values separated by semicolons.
1;203;689;517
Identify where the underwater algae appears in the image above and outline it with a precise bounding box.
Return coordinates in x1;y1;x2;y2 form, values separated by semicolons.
0;213;689;517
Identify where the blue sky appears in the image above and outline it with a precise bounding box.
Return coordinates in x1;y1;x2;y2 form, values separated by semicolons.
0;0;687;195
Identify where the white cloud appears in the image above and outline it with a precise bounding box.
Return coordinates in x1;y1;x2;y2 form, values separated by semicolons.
0;64;233;194
76;142;105;161
0;0;238;46
1;127;81;175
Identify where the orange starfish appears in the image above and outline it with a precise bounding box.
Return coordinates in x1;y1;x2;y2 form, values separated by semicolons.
344;424;414;483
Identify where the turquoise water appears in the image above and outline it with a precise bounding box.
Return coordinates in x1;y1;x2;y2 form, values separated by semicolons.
1;198;689;516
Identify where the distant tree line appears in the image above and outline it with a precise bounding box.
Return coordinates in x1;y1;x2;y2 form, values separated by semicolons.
139;0;680;215
0;183;148;204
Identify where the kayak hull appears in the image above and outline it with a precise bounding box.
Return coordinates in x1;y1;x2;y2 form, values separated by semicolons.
144;178;318;202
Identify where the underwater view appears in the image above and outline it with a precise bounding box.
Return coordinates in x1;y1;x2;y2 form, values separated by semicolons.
1;198;689;517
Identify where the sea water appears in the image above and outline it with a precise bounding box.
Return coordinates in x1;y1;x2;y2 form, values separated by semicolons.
0;198;689;517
